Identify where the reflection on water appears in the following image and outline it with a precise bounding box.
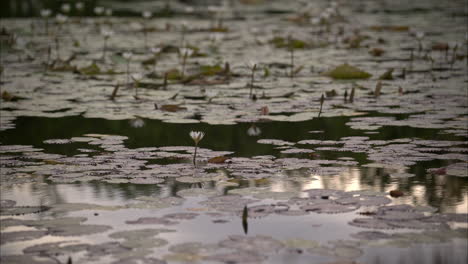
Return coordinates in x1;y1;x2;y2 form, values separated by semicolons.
1;115;466;213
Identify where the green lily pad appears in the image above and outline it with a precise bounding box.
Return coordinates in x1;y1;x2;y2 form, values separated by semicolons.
323;63;372;79
79;62;101;75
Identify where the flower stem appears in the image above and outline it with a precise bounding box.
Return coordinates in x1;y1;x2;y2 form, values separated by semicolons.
144;25;148;49
126;60;130;86
45;18;49;35
290;48;294;80
55;36;60;60
193;144;198;167
249;65;256;99
102;37;107;61
134;81;138;98
181;52;187;79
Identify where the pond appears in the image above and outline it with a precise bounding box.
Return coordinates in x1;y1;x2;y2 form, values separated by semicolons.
1;0;467;264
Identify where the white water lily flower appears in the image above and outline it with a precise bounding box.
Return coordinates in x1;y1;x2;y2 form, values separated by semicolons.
209;33;224;42
94;6;104;15
151;47;161;54
415;32;425;40
75;2;84;11
190;131;205;145
247;125;261;136
320;12;331;21
101;29;114;38
130;118;145;128
205;89;218;98
247;60;257;70
55;14;68;24
123;52;133;60
131;73;143;81
179;48;193;57
41;9;52;18
105;8;113;16
142;11;152;19
310;17;320;25
61;4;71;13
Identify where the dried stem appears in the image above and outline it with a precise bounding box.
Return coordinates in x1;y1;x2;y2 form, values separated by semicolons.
110;83;119;100
318;94;324;117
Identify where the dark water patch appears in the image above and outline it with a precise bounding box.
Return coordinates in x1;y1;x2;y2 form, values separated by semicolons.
1;115;463;157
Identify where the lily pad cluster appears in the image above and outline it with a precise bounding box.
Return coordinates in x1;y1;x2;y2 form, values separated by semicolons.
1;0;467;263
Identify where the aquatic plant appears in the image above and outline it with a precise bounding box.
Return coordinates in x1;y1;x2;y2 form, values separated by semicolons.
123;51;133;86
318;94;324;117
75;2;84;13
247;124;261;136
142;11;152;49
150;47;161;73
129;118;145;128
247;60;257;99
53;14;68;61
94;7;104;16
74;2;85;22
179;48;193;79
61;3;71;14
55;13;68;34
180;21;188;48
415;31;425;55
40;9;52;35
131;73;143;99
105;8;113;17
349;86;355;103
288;35;295;80
189;131;205;167
100;29;113;61
242;205;248;234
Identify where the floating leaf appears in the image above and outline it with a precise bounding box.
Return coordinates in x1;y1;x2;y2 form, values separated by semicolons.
48;224;112;236
323;64;372;79
300;202;359;214
0;230;48;245
208;156;229;163
159;104;187;112
351;231;391;240
379;68;394;80
369;25;409;32
389;190;404;198
218;235;284;252
0;206;50;216
349;218;396;229
126;217;179;225
79;62;101;75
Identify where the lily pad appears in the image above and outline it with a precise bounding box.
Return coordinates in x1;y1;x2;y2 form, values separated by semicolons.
323;64;372;79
